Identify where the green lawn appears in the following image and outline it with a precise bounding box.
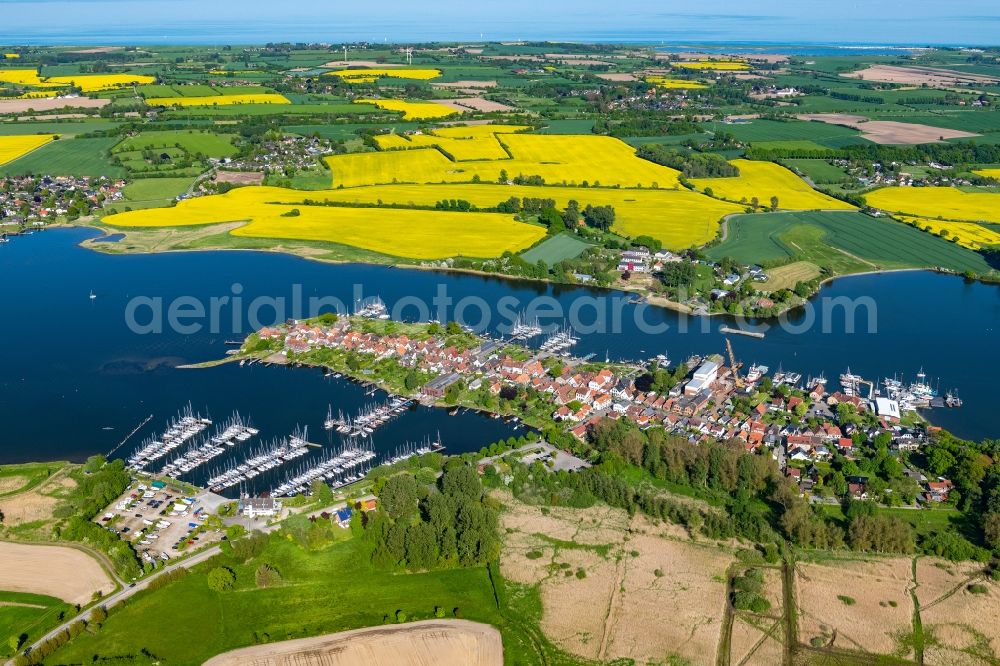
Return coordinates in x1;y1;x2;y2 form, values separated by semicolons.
0;591;74;659
707;210;992;275
520;233;592;265
49;533;575;665
0;137;125;177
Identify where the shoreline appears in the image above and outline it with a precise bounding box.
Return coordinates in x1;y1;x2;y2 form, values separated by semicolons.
68;223;967;321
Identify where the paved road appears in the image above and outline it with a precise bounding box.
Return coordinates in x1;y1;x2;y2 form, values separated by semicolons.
8;498;367;665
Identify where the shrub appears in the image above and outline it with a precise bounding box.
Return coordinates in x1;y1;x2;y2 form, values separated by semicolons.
526;550;543;560
575;568;587;579
255;563;281;588
968;583;988;595
207;566;236;592
837;595;856;606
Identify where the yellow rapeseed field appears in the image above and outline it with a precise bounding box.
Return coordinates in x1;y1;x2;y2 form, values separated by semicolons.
973;168;1000;181
101;186;545;259
691;159;855;210
102;180;739;251
144;93;291;107
373;125;527;161
0;69;60;86
865;187;1000;224
296;183;740;249
3;53;20;59
0;134;56;165
326;133;682;189
644;76;708;89
353;98;457;120
899;216;1000;250
45;74;155;91
0;69;153;91
325;68;441;84
674;61;750;71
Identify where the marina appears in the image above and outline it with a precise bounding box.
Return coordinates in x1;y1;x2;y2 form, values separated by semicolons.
0;229;996;473
126;405;212;472
323;396;414;437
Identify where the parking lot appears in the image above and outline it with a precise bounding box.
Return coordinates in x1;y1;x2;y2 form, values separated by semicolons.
98;482;229;567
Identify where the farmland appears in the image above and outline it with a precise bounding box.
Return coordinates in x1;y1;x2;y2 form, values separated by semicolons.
644;76;709;89
325;68;442;84
0;591;73;660
0;134;54;165
113;130;237;158
691;159;856;210
0;136;124;177
899;215;1000;250
0;541;115;605
144;93;291;107
519;233;593;265
866;186;1000;225
674;60;749;71
230;206;546;259
0;69;153;91
707;210;992;274
325;133;683;189
353;99;458;120
102;186;546;259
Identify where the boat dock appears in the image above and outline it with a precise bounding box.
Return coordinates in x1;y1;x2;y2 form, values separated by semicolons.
719;326;765;339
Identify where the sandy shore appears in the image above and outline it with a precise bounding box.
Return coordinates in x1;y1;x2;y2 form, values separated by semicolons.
202;619;503;666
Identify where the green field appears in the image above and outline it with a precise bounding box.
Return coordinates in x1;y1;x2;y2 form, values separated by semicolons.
707;210;992;274
751;140;833;152
0;591;73;659
0;136;125;177
711;119;865;145
120;176;197;204
782;159;851;184
163;103;374;118
284;122;421;140
113;130;237;158
49;532;569;665
0;120;121;136
519;233;593;265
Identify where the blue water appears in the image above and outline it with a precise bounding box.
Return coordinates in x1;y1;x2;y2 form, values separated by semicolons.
2;8;995;47
0;229;997;479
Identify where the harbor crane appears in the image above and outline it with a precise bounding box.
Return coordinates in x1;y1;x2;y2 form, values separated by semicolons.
725;338;744;389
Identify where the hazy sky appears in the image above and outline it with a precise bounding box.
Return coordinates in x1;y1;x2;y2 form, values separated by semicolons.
2;0;1000;45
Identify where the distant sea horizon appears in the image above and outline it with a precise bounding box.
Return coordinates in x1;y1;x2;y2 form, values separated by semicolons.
0;25;992;51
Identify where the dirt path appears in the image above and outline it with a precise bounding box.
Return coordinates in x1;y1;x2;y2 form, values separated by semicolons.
908;556;924;665
596;542;628;661
202;619;503;666
781;554;798;666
